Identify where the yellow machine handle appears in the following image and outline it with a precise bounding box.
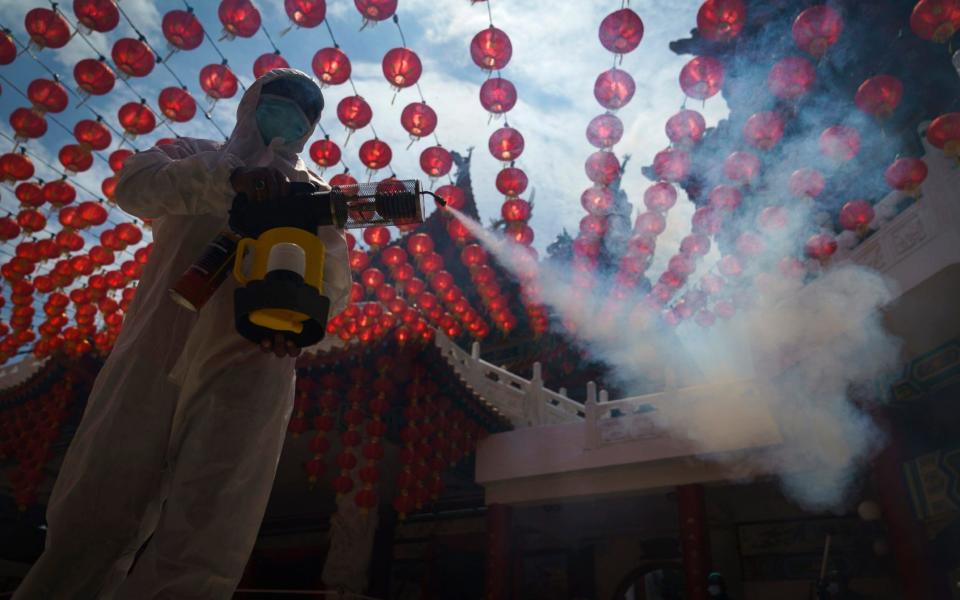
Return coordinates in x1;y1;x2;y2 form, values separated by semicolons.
233;237;254;284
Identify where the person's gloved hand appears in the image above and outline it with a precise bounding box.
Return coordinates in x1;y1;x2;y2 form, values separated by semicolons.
260;333;301;358
230;166;291;202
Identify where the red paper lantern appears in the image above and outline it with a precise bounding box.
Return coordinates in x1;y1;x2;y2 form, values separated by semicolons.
420;146;452;178
471;26;512;70
109;149;133;174
599;8;644;53
0;153;35;181
635;211;666;236
722;150;760;184
884;157;928;195
363;227;390;249
586;113;624;149
708;184;742;211
355;0;397;22
434;184;464;209
102;176;117;200
112;38;155;78
643;182;677;212
43;180;75;206
911;0;960;43
653;148;690;182
461;244;486;268
927;112;960;157
199;64;239;100
819;125;860;162
680;233;711;256
116;222;143;245
743;111;785;150
158;87;197;123
74;119;111;150
163;10;204;51
382;48;422;89
285;0;326;28
665;109;706;147
407;233;434;257
594;68;636;110
10;108;47;140
496;167;528;197
697;0;746;42
0;32;16;65
16;182;44;207
0;217;21;241
758;206;788;230
792;5;843;58
17;209;46;233
854;75;903;119
488;127;524;162
330;172;358;188
219;0;261;38
585;151;620;185
25;8;70;50
501;198;531;223
691;206;723;235
400;102;437;138
309;138;341;168
74;0;120;32
27;78;68;114
358;139;392;171
447;219;473;244
506;224;534;246
312;47;351;85
768;56;816;100
337;96;373;131
479;77;517;115
679;56;724;100
253;52;289;79
839;200;875;232
581;187;615;215
669;254;695;277
789;168;825;199
74;59;116;96
59;145;93;173
804;232;838;260
118;102;157;136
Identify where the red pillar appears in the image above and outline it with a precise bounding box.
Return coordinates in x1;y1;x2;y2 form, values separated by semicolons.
677;484;710;600
485;503;512;600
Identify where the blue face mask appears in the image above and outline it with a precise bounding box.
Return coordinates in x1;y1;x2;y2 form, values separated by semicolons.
255;94;311;145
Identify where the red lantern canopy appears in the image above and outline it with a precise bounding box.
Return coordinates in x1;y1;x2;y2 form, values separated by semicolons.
496;167;528;197
697;0;747;42
471;26;512;70
74;0;120;32
16;182;44;207
309;138;341;169
819;125;860;162
0;153;35;181
665;109;706;147
27;78;68;114
25;8;70;50
59;144;93;173
722;150;760;184
0;31;16;65
708;184;742;211
74;119;111;150
199;63;239;100
792;5;843;58
162;10;204;51
804;232;838;260
419;146;452;178
594;68;636;110
285;0;326;28
219;0;261;38
109;149;133;174
839;200;875;232
10;108;47;140
635;211;666;236
854;75;903;119
586;113;624;149
653;148;690;182
43;180;75;206
17;209;46;233
743;111;785;150
599;8;644;53
158;87;197;123
789;168;825;199
337;96;373;135
312;47;351;86
910;0;960;43
74;59;116;96
768;56;816;100
581;186;615;215
112;38;156;78
358;139;392;171
355;0;397;23
884;157;928;196
118;102;157;136
253;52;289;79
382;48;422;90
488;127;524;162
585;151;621;185
679;56;724;100
400;102;437;139
479;77;517;115
643;182;677;212
927;112;960;157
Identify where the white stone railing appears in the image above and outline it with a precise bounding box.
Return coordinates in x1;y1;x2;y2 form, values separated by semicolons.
0;355;47;393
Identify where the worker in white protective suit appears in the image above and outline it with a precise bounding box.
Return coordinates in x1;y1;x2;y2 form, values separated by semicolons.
13;69;350;600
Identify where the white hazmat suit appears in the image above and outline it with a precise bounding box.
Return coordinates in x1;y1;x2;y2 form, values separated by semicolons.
14;69;350;599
